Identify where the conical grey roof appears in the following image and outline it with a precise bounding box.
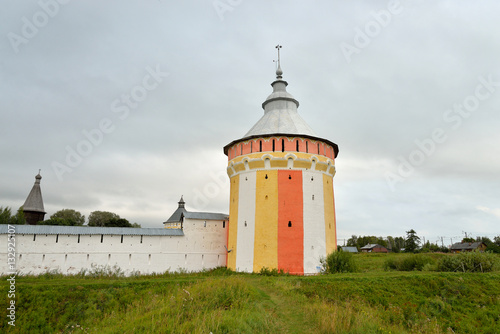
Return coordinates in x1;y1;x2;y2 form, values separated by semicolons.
223;63;339;159
244;68;316;137
23;173;46;213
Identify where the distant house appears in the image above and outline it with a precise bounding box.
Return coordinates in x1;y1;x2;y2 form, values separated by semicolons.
360;244;388;253
450;242;487;253
340;246;358;253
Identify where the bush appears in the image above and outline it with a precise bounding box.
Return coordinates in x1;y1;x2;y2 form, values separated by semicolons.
437;251;498;272
258;267;288;276
321;250;358;274
384;254;435;271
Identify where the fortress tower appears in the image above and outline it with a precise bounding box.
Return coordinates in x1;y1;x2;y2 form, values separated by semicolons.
223;48;339;275
23;172;46;225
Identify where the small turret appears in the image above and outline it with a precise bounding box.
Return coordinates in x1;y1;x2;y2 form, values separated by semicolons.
23;171;46;225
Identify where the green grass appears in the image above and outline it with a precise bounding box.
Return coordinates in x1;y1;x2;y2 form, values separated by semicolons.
1;254;500;333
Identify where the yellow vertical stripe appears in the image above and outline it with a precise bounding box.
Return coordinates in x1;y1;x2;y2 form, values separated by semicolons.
253;170;278;271
323;174;337;254
227;174;239;270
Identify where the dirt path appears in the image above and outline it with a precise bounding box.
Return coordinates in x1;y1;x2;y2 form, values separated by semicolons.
248;278;317;334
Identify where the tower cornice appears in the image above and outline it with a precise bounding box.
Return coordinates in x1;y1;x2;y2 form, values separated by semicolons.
223;133;339;158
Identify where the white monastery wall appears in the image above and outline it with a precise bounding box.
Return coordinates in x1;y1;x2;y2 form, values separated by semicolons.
0;219;227;276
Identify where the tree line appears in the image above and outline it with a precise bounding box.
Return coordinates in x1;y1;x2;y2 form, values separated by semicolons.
346;229;500;253
0;206;141;228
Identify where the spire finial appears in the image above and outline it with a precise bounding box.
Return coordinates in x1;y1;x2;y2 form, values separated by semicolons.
275;44;283;79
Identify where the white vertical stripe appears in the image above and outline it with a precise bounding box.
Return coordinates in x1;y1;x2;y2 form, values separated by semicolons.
302;170;326;274
235;171;256;272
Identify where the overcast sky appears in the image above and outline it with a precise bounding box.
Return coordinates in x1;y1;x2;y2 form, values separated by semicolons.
1;0;499;245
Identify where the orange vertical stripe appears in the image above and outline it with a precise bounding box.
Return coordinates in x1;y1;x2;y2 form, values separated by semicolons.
278;170;304;275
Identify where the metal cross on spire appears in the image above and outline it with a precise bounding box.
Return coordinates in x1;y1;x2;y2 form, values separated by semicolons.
275;44;283;79
275;44;282;66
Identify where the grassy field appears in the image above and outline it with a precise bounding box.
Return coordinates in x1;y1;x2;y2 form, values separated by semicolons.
1;253;500;333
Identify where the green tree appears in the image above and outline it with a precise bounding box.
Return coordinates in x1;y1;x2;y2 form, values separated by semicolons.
0;206;24;224
50;209;85;226
11;206;25;225
476;236;500;254
106;218;132;227
0;206;13;224
88;211;120;227
386;236;396;252
39;218;74;226
462;237;475;243
87;211;140;227
346;235;358;247
348;235;388;250
394;237;405;252
405;229;420;253
494;236;500;247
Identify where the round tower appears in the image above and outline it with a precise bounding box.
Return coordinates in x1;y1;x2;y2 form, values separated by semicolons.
223;52;339;275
